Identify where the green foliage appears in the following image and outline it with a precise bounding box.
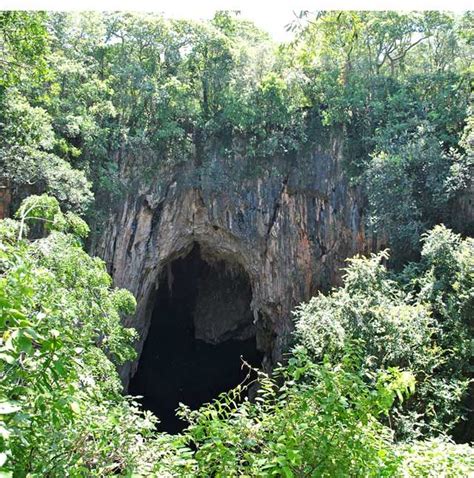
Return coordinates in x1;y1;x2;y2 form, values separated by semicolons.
0;195;158;476
0;89;54;148
158;347;402;477
14;194;90;240
10;11;306;204
396;438;474;477
365;126;472;263
0;89;93;214
3;11;470;255
0;12;50;89
0;196;472;476
0;10;473;476
295;226;473;439
139;226;472;476
404;226;473;436
295;250;434;371
292;11;472;259
145;343;470;477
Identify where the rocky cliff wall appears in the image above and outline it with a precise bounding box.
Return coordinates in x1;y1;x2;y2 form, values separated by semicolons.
92;138;374;386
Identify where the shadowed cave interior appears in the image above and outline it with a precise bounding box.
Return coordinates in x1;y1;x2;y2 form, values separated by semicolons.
129;243;263;434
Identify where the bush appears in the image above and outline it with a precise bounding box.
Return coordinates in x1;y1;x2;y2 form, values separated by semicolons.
294;226;473;439
157;346;406;477
396;438;474;477
0;195;154;476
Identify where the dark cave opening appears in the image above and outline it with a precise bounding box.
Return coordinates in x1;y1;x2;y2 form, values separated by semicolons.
129;244;263;434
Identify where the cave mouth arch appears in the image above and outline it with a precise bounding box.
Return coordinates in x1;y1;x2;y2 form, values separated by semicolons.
129;243;263;433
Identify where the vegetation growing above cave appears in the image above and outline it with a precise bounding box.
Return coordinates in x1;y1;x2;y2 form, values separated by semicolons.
1;10;472;259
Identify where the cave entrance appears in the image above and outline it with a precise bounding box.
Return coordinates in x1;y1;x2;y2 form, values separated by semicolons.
129;243;262;433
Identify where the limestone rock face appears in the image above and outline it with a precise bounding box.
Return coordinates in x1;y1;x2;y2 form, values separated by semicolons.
92;139;373;386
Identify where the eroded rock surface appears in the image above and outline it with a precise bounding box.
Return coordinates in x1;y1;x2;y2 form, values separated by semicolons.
92;139;374;386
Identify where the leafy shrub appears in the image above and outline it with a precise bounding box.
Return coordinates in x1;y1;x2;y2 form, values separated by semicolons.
294;226;473;439
396;438;474;477
364;129;470;264
0;195;154;476
158;346;406;477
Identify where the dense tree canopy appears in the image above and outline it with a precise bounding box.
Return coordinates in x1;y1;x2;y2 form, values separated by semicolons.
0;12;50;90
290;11;472;261
1;10;471;258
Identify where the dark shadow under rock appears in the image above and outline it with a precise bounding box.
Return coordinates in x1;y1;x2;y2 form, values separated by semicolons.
129;244;263;433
